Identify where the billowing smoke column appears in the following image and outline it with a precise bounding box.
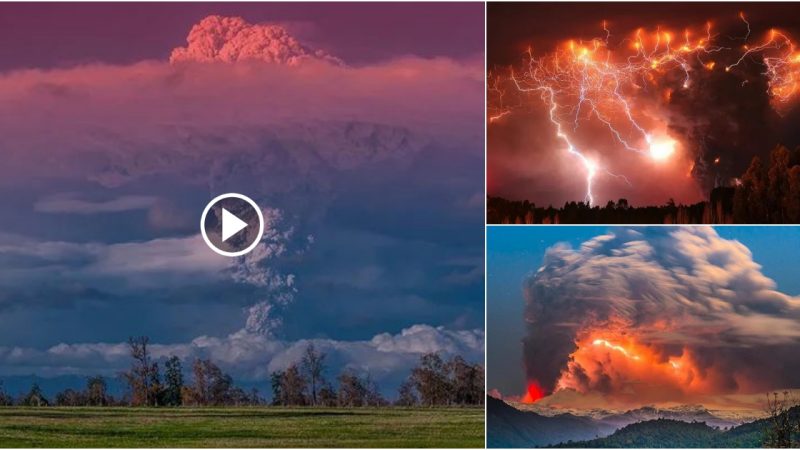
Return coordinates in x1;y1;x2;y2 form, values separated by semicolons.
489;13;800;205
522;228;800;404
170;15;341;65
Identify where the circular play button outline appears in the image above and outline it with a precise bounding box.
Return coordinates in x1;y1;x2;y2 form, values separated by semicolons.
200;193;264;257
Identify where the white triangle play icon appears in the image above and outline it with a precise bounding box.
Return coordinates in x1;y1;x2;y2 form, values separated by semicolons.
221;208;248;242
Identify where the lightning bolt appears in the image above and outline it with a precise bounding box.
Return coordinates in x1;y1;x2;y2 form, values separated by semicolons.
488;12;800;204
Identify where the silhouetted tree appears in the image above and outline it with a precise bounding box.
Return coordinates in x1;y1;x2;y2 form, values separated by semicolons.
55;388;84;406
768;145;791;222
269;370;285;406
786;166;800;223
318;381;337;407
20;383;48;407
86;376;108;406
281;364;308;406
182;359;238;406
395;377;418;406
763;391;799;448
0;381;13;406
122;336;158;406
337;370;367;407
411;353;451;406
301;343;326;406
363;374;387;407
163;356;183;407
449;356;484;405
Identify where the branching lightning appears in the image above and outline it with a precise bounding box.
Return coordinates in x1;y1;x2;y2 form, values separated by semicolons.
489;13;800;205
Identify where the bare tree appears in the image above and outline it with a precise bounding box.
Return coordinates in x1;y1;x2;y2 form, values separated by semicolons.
55;388;84;406
318;381;337;407
86;376;108;406
281;364;308;406
363;373;387;407
0;381;13;406
122;336;156;406
411;353;451;406
182;359;235;406
301;343;326;406
337;370;367;407
396;377;418;406
449;356;484;405
20;383;48;407
763;391;799;448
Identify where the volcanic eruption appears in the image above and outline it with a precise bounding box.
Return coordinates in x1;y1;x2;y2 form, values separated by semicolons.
520;227;800;406
488;6;800;208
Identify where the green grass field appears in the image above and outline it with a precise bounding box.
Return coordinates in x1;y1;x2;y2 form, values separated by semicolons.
0;406;484;448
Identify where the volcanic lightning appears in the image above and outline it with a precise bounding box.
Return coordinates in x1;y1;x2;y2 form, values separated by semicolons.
489;12;800;205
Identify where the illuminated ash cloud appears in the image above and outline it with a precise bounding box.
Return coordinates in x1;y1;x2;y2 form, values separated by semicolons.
170;15;341;65
523;228;800;404
488;14;800;206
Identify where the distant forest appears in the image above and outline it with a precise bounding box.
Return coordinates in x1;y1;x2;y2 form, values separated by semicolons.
552;397;800;448
488;392;800;448
488;145;800;224
0;336;484;408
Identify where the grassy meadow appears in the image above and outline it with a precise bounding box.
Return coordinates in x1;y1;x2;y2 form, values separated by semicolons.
0;406;484;448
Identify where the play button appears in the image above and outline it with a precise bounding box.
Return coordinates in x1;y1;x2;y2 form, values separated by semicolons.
221;208;248;242
200;193;264;257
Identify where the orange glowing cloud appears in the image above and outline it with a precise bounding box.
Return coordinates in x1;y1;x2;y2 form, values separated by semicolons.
556;334;732;403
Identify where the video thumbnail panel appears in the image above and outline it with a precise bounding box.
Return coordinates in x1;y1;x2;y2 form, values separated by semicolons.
0;3;485;447
488;2;800;224
487;225;800;448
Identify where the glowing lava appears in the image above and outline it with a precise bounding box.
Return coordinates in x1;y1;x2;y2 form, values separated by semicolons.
522;379;545;403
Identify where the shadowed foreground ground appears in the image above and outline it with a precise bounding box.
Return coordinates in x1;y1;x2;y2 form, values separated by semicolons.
0;407;484;448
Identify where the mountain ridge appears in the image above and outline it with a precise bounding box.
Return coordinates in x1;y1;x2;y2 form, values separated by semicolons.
487;396;793;448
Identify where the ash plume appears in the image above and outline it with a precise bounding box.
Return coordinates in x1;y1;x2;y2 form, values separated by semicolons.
523;228;800;402
170;15;341;65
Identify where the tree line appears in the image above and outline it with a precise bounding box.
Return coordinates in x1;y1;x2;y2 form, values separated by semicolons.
763;391;800;448
0;336;484;408
488;144;800;224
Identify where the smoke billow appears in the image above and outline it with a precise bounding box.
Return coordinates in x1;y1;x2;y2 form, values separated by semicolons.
523;227;800;403
170;15;341;65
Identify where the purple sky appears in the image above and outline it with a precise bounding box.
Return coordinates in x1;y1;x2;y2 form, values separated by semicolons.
0;2;483;70
0;2;484;398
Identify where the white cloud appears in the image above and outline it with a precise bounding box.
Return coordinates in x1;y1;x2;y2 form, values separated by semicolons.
0;324;484;392
34;193;159;214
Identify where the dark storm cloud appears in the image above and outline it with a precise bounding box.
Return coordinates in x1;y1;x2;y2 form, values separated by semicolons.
488;2;800;66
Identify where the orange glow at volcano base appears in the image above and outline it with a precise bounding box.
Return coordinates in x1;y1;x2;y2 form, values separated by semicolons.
522;380;545;403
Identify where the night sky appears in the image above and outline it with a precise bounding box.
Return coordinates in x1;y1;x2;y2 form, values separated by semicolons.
488;2;800;207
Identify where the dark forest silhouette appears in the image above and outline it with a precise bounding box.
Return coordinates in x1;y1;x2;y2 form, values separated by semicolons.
488;145;800;224
0;336;484;408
